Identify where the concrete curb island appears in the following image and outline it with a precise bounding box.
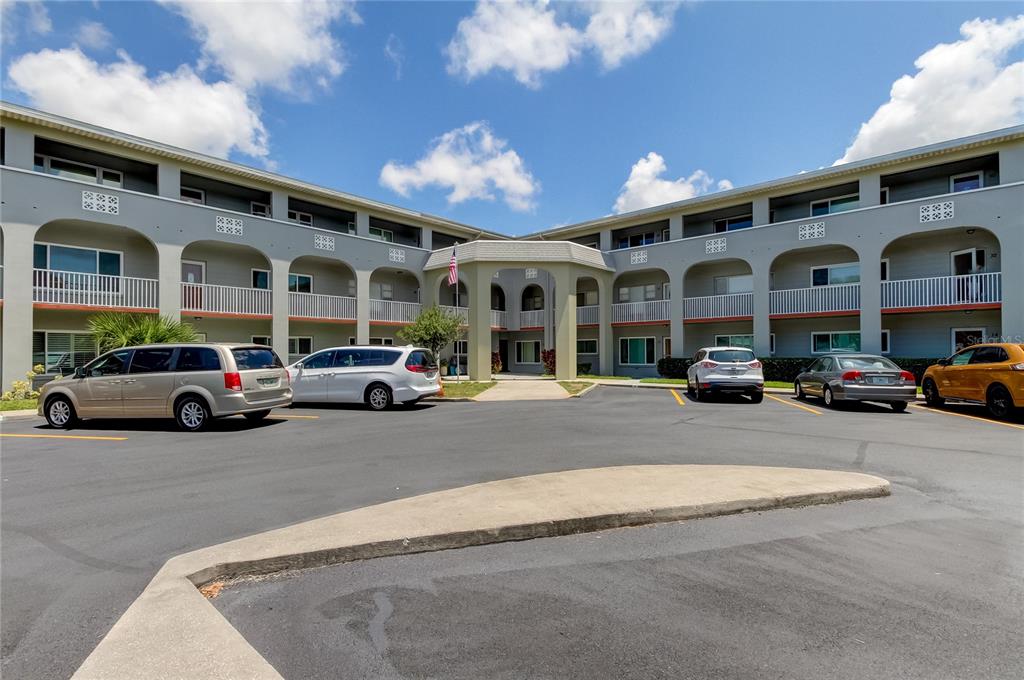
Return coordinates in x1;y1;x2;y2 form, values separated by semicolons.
73;465;890;679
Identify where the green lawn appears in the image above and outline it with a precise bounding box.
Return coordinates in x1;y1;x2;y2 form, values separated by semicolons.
558;381;593;395
440;381;496;399
638;378;794;389
0;398;38;412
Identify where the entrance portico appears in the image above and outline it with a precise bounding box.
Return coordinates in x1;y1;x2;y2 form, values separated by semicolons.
424;242;613;380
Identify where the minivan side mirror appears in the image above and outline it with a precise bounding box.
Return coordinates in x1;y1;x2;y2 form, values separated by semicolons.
73;367;86;379
294;362;303;371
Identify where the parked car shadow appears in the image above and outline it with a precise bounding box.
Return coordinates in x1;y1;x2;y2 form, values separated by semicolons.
33;416;287;433
288;402;436;412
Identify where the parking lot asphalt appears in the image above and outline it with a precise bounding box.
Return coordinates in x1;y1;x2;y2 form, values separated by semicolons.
2;387;1022;679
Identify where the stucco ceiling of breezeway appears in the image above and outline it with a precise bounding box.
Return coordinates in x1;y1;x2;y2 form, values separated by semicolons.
422;240;613;272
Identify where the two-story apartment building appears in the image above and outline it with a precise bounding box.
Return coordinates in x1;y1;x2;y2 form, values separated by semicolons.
1;102;1021;385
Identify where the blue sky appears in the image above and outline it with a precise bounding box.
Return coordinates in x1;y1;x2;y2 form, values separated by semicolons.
2;1;1022;235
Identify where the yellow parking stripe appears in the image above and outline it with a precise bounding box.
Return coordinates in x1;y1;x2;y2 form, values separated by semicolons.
669;389;685;406
912;404;1024;430
268;414;320;419
764;393;822;415
0;433;128;441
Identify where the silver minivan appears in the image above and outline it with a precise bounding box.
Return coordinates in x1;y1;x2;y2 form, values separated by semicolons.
38;343;292;431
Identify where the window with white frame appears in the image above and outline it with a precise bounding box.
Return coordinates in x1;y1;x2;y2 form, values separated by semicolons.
577;339;598;354
617;284;658;303
879;187;890;205
251;269;270;289
250;202;270;217
369;226;394;242
713;215;753;233
179;186;206;204
287;337;313;355
372;282;394;300
662;282;671;299
347;279;356;297
33;243;122;276
34;154;123;188
811;263;859;286
810;193;858;216
452;340;468;354
619;337;655;365
714;334;754;349
32;331;96;374
663;337;671;358
661;228;671;242
348;337;395;346
713;274;753;295
581;290;598;306
811;331;861;354
288;210;313;226
950;171;983;193
516;340;541;364
288;273;313;293
251;335;272;346
617;232;657;249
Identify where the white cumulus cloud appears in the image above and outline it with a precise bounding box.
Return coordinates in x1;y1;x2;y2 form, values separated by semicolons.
837;14;1024;164
7;47;269;159
74;20;113;50
1;0;52;42
380;122;540;211
446;0;677;88
160;0;359;92
613;152;730;214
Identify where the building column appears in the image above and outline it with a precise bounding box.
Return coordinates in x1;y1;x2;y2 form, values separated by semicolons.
599;229;612;252
669;273;684;359
752;197;771;226
2;125;35;170
157;162;181;200
156;243;183;319
420;228;432;251
859;174;881;208
552;264;577;380
355;269;372;344
668;215;683;241
271;190;289;222
270;259;290;361
999;227;1024;342
467;263;493;380
2;225;36;390
356;212;370;238
858;245;882;354
751;262;772;357
598;275;614;375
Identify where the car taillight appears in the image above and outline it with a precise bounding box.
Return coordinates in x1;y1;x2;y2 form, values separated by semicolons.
899;370;916;384
841;370;863;383
224;372;242;391
1010;363;1024;371
406;364;428;373
701;360;719;369
748;360;762;369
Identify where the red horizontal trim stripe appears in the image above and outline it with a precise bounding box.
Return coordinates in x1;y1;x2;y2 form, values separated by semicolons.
684;315;753;324
770;310;858;320
881;303;1000;314
611;321;670;327
182;310;272;319
288;315;356;323
34;303;158;314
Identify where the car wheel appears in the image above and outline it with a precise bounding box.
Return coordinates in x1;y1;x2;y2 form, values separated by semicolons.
175;395;210;432
922;379;944;407
244;409;272;422
749;392;764;404
45;395;77;429
365;384;393;411
890;401;908;413
694;383;704;402
794;381;806;400
686;381;695;398
822;386;836;408
986;385;1014;420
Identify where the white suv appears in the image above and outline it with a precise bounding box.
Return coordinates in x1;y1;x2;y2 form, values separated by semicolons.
286;345;440;410
686;346;764;403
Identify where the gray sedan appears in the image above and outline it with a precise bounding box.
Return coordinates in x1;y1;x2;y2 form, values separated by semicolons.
794;354;917;411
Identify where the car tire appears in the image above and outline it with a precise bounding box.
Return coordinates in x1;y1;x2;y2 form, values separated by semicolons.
922;378;944;407
365;383;393;411
244;409;272;422
986;385;1014;420
686;381;695;398
822;386;836;408
794;381;806;400
44;395;77;429
694;383;704;402
175;395;210;432
890;401;908;413
749;392;764;404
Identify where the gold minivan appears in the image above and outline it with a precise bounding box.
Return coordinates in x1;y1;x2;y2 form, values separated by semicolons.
38;343;292;431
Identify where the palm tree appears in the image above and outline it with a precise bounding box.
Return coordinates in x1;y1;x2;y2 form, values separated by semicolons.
88;313;198;353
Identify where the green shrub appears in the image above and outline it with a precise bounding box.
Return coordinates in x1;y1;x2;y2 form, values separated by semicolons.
2;365;44;401
657;357;692;379
491;351;503;374
577;362;592;374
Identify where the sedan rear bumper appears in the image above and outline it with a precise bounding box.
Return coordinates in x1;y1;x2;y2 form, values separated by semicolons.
703;380;764;395
832;384;917;402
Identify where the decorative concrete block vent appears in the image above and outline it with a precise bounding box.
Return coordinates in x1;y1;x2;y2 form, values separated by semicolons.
215;216;244;236
705;237;727;254
630;250;649;265
798;222;826;240
525;268;538;279
314;233;335;251
920;201;954;223
388;248;406;263
81;190;119;215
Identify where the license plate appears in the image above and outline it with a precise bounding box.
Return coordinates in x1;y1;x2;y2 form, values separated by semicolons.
868;376;889;385
257;377;278;386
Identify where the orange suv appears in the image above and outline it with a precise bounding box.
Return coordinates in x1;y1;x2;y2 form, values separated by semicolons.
922;343;1024;419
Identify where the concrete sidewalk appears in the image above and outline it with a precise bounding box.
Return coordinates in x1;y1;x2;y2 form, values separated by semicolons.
74;464;889;680
474;379;570;401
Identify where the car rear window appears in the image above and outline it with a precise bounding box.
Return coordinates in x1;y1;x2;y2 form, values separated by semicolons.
708;349;755;363
176;347;221;372
838;356;899;370
405;350;437;370
231;347;283;370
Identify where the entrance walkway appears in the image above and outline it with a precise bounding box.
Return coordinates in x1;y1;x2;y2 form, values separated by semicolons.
475;379;569;401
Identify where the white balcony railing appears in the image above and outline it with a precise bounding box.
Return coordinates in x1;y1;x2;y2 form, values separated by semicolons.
520;309;545;328
33;269;158;310
370;299;421;323
612;300;670;323
490;309;507;328
440;305;470;324
684;292;753;320
882;272;1001;310
289;292;356;320
770;283;860;316
181;283;271;316
576;305;599;325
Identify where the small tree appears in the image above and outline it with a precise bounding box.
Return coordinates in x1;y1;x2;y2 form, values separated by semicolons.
397;305;465;369
541;348;556;375
88;312;198;353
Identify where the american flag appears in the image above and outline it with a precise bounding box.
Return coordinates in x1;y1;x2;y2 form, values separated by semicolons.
447;245;458;286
